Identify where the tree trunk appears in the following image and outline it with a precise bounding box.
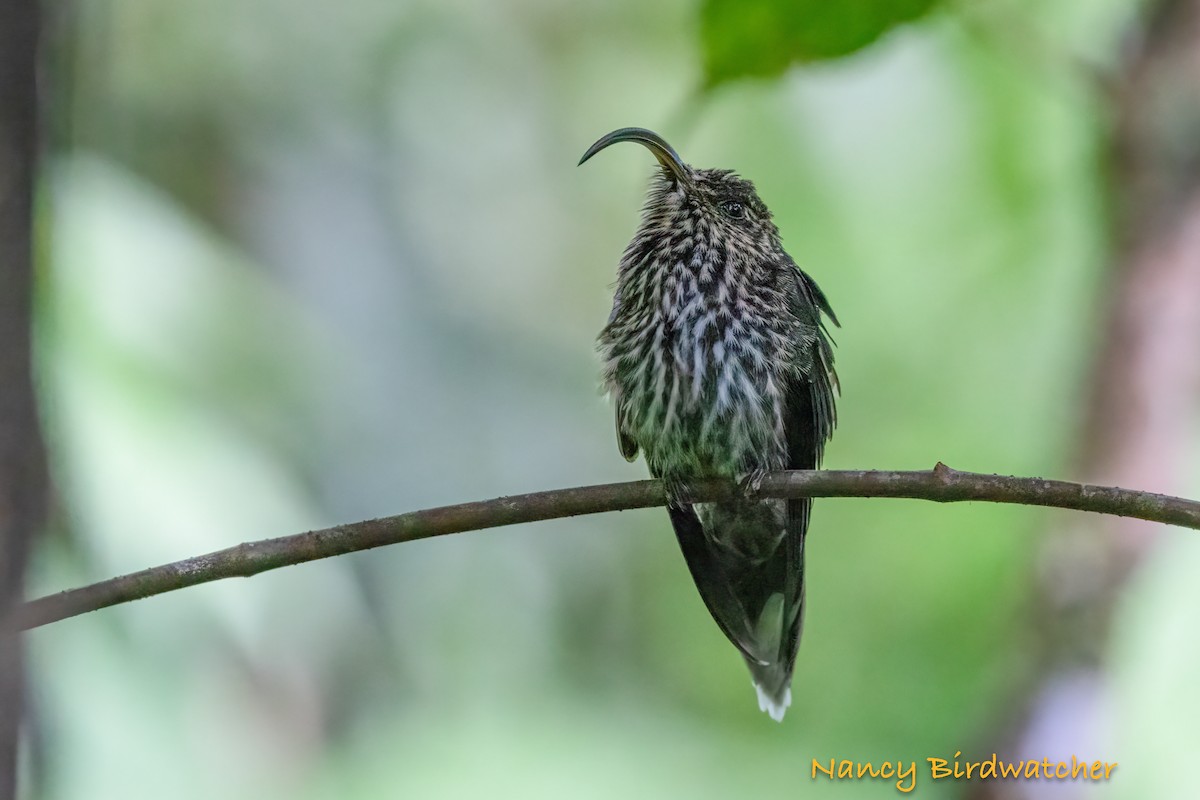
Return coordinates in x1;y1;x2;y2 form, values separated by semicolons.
0;0;47;796
973;1;1200;797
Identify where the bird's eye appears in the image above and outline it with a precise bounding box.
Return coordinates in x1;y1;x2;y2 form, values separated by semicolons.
721;200;746;219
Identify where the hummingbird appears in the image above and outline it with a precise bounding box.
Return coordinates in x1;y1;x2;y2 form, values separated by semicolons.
579;128;838;721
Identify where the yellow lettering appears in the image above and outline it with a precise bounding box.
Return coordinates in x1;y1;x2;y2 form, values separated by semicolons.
810;752;1113;787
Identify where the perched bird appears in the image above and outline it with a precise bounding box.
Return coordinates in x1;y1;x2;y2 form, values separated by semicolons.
579;128;838;721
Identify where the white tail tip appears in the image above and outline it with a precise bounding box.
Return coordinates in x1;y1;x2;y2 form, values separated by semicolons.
754;682;792;722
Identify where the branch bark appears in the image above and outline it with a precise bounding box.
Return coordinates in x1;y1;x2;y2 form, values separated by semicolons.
15;465;1200;632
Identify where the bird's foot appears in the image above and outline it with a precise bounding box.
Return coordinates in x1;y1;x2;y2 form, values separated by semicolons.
662;476;695;509
738;469;769;503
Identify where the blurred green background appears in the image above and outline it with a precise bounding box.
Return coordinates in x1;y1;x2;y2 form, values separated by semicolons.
24;0;1200;797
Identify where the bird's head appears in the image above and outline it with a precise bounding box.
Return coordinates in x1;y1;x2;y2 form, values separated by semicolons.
579;127;781;261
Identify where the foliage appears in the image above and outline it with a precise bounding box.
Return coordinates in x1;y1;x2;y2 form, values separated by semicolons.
700;0;943;84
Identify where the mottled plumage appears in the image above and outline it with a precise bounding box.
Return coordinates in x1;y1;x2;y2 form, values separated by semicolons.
580;128;838;721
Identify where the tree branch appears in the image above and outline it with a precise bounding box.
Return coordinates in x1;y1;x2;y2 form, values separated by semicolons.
15;465;1200;632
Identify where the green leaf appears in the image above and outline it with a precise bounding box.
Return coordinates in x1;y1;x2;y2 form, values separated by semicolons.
700;0;942;85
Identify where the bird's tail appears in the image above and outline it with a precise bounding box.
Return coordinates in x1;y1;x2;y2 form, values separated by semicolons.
744;588;800;722
748;655;794;722
667;501;807;723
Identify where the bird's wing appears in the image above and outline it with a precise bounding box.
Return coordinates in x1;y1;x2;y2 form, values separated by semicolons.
778;371;829;645
797;268;840;329
772;269;839;679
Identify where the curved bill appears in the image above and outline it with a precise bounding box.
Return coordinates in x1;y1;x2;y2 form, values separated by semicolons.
578;127;689;184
